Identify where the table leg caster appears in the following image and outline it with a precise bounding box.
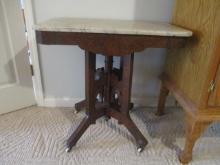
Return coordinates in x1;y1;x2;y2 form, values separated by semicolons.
104;115;110;121
137;146;144;153
73;110;78;114
65;147;71;153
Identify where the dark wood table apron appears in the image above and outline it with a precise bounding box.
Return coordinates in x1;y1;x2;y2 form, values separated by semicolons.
36;31;188;152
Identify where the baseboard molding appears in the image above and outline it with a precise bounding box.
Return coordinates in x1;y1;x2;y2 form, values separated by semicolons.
42;96;177;108
132;96;177;107
42;98;84;107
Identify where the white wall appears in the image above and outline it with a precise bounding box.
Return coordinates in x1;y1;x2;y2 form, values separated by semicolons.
32;0;175;106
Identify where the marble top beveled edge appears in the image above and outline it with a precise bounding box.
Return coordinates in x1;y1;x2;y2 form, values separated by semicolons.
34;18;193;37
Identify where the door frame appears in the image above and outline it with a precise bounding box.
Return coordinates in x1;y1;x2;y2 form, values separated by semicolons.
23;0;44;106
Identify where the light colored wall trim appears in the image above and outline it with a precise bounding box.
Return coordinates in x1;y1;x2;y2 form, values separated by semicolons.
132;96;177;107
43;98;83;107
23;0;44;106
42;96;177;108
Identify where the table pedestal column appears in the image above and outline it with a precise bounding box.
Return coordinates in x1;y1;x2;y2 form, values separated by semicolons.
66;51;148;152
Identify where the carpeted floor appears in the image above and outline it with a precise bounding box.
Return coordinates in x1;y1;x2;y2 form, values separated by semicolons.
0;106;220;165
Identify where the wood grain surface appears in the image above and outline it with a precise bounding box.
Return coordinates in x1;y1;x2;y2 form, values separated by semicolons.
36;31;187;56
165;0;220;109
208;64;220;107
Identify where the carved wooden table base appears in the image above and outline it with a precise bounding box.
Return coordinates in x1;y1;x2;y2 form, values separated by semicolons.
36;29;189;158
66;51;148;152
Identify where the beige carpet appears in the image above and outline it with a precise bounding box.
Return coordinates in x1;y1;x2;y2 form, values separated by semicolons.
0;106;220;165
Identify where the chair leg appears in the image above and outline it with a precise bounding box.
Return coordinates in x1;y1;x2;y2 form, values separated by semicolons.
155;82;169;116
179;114;211;164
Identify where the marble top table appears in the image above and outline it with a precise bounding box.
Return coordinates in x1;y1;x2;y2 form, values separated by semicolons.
35;17;192;37
35;18;193;153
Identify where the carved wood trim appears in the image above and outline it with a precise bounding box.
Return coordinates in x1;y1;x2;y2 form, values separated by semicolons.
36;31;188;56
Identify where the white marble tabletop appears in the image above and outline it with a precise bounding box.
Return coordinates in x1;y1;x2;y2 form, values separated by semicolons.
35;18;193;37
